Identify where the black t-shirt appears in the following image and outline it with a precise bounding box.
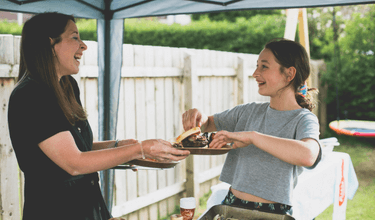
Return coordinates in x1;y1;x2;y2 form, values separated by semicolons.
8;76;111;219
8;76;93;181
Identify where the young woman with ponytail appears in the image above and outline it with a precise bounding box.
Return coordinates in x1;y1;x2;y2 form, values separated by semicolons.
182;38;321;215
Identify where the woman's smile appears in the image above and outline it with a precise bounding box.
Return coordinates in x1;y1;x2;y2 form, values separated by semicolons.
256;80;266;87
74;53;82;65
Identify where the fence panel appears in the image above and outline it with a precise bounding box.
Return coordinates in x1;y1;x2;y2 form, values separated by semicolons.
0;78;21;220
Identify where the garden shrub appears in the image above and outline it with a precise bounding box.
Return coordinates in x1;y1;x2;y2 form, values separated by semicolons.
122;15;285;54
1;15;285;55
0;20;23;35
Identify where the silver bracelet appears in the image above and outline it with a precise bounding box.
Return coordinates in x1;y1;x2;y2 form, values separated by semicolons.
114;139;120;148
140;141;146;159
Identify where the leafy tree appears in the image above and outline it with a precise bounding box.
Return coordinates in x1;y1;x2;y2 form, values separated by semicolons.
306;7;346;60
322;5;375;121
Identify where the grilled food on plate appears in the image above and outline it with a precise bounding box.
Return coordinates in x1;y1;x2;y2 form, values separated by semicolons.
172;127;216;148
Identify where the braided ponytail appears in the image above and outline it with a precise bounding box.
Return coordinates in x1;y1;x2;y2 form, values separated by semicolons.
296;87;318;111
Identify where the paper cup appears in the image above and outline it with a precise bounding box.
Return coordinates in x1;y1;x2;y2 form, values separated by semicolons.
180;197;195;220
180;197;196;209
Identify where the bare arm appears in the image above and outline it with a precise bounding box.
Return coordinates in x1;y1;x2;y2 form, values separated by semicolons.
210;130;320;167
39;131;142;176
251;132;320;167
39;131;190;176
92;139;138;151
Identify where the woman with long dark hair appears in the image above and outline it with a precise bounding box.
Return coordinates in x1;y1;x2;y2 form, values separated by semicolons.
182;39;321;215
8;12;189;220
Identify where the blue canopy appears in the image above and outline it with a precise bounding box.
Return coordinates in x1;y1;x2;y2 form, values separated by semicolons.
1;0;375;19
2;0;374;212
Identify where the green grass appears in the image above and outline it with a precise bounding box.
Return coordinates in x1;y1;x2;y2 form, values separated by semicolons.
159;205;180;220
316;131;375;219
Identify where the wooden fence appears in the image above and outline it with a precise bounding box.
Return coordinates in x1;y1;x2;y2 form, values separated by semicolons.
0;34;324;220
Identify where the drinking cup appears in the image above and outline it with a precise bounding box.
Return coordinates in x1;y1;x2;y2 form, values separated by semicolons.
180;197;196;220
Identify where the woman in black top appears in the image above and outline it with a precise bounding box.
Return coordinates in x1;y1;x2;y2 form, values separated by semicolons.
7;12;190;220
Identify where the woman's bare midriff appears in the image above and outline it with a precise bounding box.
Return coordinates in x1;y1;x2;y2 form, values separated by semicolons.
230;188;276;203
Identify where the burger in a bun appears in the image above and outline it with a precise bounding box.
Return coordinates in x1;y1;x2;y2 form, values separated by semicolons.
172;127;215;148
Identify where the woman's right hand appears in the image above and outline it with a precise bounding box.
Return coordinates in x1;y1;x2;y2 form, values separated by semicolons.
141;139;190;162
182;108;208;131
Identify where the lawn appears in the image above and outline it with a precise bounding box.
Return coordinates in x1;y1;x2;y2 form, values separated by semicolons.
163;130;375;220
315;132;375;219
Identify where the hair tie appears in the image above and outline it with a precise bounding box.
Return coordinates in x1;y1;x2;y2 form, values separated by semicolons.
298;82;307;97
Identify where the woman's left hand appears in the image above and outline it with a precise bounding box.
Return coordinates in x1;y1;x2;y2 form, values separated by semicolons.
209;130;253;149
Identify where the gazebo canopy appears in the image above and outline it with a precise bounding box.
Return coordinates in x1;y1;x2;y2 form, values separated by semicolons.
1;0;374;19
1;0;374;211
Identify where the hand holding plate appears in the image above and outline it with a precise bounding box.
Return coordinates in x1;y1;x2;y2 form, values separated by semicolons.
142;139;190;162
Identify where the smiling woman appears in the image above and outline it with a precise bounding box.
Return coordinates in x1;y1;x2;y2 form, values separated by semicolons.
182;39;322;216
7;12;190;220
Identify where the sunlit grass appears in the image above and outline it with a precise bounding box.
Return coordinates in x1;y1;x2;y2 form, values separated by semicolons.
316;131;375;219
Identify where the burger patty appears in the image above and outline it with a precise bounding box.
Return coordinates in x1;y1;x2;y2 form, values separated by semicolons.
181;134;209;147
173;132;215;148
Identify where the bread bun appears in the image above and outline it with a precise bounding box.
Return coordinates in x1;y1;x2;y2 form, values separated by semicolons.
176;127;201;143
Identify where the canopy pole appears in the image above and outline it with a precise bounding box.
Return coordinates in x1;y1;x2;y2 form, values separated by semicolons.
284;8;311;87
284;8;310;56
97;15;124;212
298;8;310;56
284;8;299;41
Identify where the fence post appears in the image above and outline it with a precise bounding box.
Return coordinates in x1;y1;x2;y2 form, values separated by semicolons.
183;51;200;205
0;34;22;220
312;60;328;136
237;56;248;105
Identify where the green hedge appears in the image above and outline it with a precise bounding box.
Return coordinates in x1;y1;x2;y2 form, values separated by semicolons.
123;16;285;54
0;20;23;35
1;15;285;55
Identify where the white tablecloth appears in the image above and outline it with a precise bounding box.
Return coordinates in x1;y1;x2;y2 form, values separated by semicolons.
201;151;358;220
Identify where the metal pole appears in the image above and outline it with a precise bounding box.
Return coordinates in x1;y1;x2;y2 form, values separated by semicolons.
97;0;124;211
333;7;340;121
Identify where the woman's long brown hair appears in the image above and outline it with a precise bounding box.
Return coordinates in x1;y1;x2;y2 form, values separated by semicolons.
18;12;87;125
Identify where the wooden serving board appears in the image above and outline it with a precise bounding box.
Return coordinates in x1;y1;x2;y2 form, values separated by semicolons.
180;146;231;155
125;159;179;168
